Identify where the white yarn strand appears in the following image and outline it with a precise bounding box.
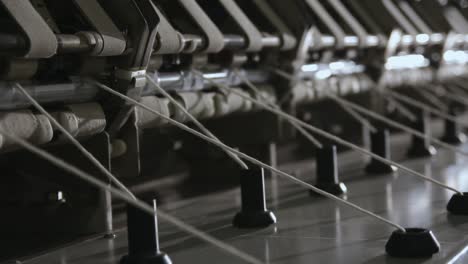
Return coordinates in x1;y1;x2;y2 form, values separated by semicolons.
234;71;323;149
145;74;248;169
327;93;468;157
94;80;408;232
415;88;449;112
329;96;378;133
384;94;418;121
424;84;468;107
269;68;378;132
247;69;463;193
387;90;468;127
208;81;463;195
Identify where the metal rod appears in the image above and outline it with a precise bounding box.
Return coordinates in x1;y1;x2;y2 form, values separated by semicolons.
2;53;444;111
0;81;98;111
0;33;26;54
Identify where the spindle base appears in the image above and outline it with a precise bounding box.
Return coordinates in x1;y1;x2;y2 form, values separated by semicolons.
103;233;116;239
311;182;347;196
407;145;437;159
385;228;440;258
120;252;172;264
440;133;466;146
447;192;468;215
365;161;397;175
233;210;276;229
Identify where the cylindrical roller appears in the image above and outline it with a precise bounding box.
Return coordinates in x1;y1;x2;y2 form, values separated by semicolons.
136;96;171;129
357;74;372;92
67;103;106;137
350;75;362;94
291;83;314;104
214;89;252;116
340;75;361;95
52;111;79;137
251;84;277;106
328;77;340;95
314;79;328;99
336;76;350;96
175;92;217;120
0;109;38;148
30;114;53;144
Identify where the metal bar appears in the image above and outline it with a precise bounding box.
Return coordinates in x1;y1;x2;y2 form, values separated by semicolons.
0;80;98;110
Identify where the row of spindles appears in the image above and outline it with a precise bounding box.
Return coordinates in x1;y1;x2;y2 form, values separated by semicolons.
119;95;468;263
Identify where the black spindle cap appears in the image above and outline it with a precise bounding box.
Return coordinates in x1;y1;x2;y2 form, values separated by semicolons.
447;192;468;215
386;228;440;258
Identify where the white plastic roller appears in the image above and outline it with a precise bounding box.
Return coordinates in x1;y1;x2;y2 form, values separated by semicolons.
174;92;217;120
50;103;107;138
291;82;314;104
136;96;171;128
30;114;53;144
67;103;106;137
328;77;340;95
250;84;277;106
314;79;328;99
214;88;252;116
0;109;38;147
52;111;79;137
357;74;372;92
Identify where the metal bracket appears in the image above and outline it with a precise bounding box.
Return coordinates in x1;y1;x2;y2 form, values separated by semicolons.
0;0;57;58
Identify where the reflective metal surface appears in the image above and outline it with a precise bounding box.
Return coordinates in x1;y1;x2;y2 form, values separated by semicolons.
17;139;468;264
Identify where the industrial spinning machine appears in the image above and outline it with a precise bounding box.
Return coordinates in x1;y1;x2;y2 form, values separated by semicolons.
3;0;468;263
